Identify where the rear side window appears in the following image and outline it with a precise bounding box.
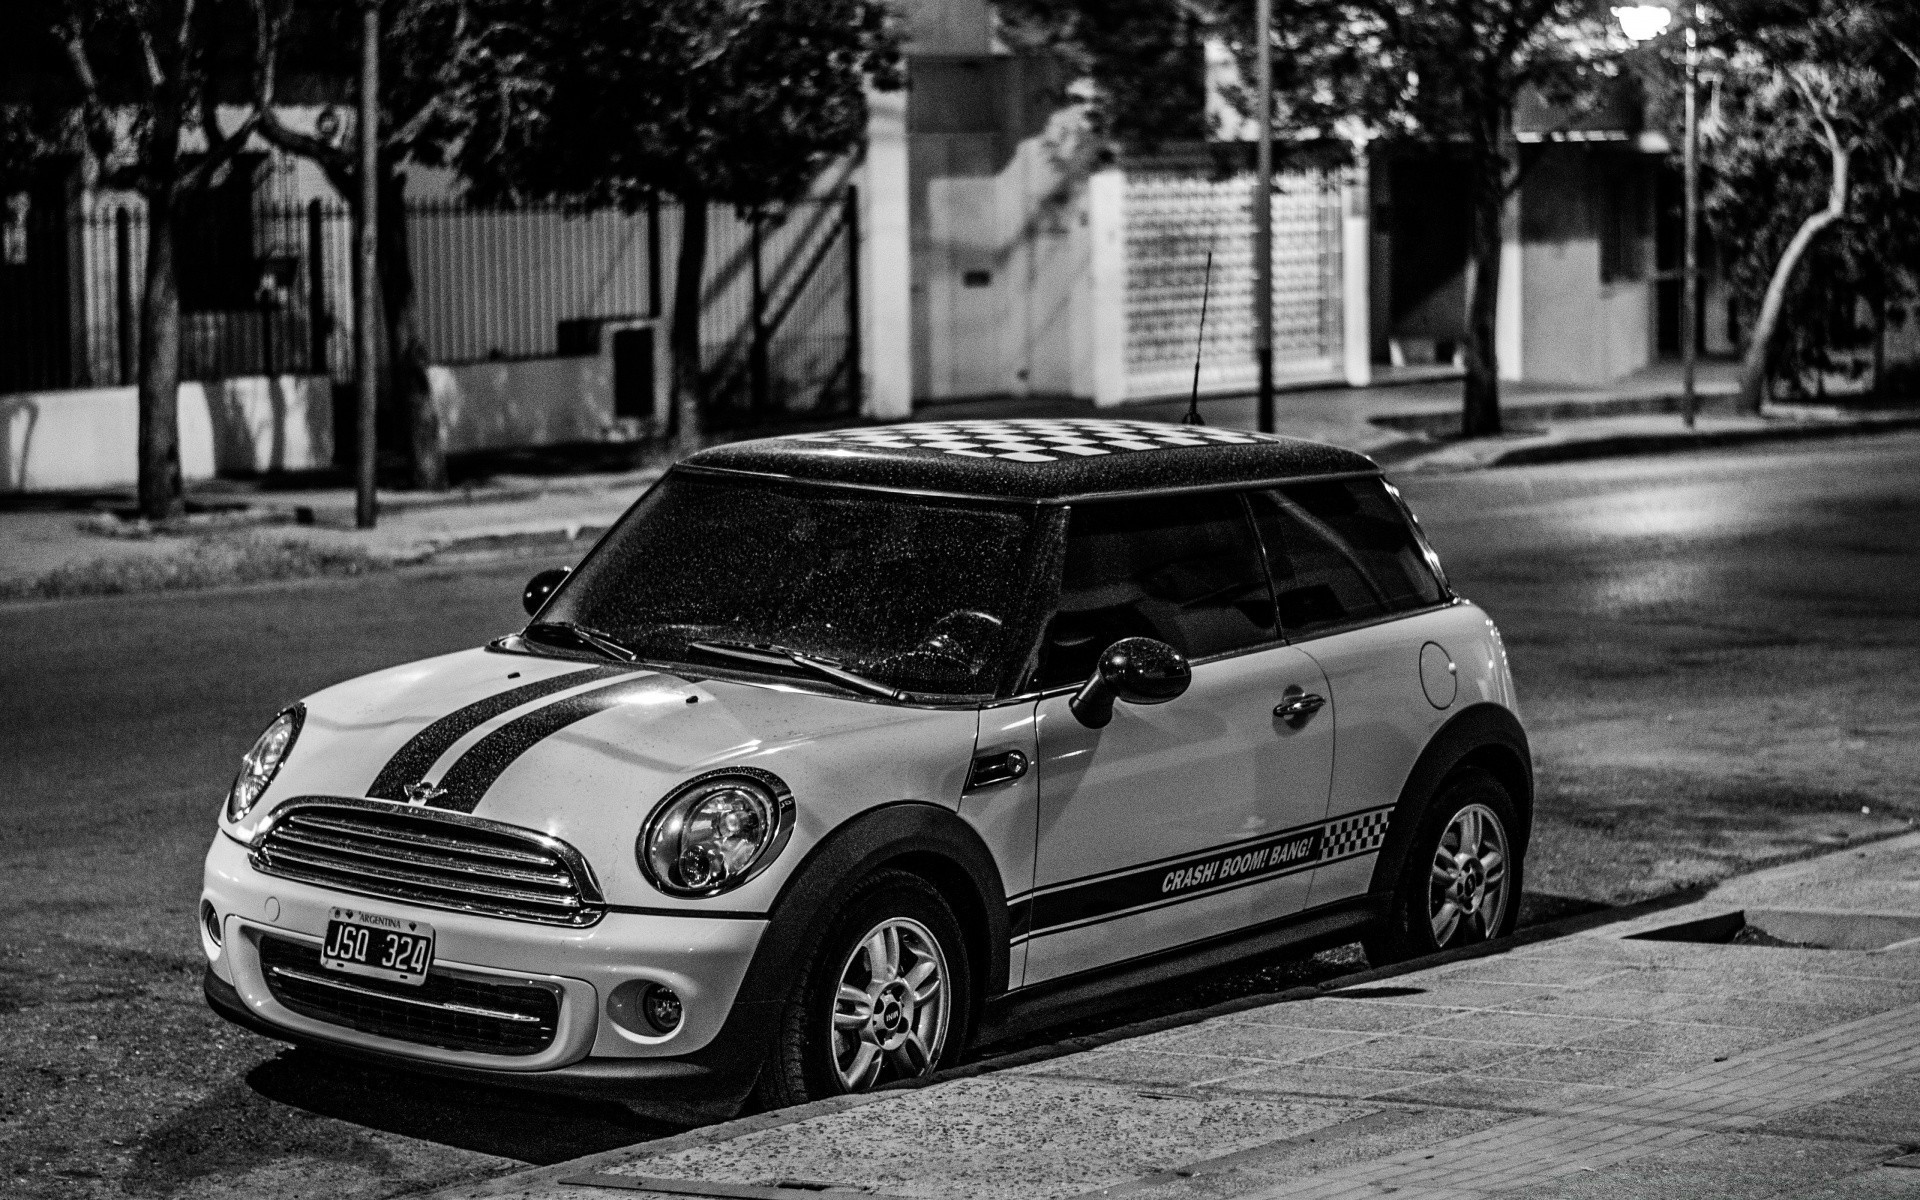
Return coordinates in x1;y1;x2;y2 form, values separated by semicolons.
1249;477;1445;635
1034;494;1276;687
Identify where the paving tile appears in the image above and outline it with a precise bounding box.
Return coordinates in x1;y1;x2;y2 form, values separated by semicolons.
1519;1128;1902;1200
1141;1021;1376;1063
1465;1045;1666;1087
1209;1062;1445;1100
1487;986;1697;1021
610;1075;1371;1200
1413;1010;1630;1048
1303;1034;1538;1076
1371;1073;1621;1115
1658;997;1891;1033
1443;956;1639;989
1019;1048;1271;1088
1396;981;1583;1010
1571;1020;1779;1062
1237;997;1466;1033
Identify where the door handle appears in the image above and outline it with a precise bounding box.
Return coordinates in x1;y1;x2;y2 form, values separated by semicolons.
1274;689;1326;724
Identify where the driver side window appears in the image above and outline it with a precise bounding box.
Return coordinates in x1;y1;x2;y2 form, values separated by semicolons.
1033;494;1276;688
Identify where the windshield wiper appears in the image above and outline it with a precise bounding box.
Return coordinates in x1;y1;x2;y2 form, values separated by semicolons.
524;620;638;662
686;640;902;700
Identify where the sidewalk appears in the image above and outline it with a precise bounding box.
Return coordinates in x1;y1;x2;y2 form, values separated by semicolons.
428;833;1920;1200
6;361;1918;600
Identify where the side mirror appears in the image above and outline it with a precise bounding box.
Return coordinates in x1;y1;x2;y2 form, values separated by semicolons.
1069;637;1191;729
522;566;572;616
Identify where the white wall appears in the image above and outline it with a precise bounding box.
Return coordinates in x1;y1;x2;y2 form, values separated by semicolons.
429;357;617;454
1;376;333;493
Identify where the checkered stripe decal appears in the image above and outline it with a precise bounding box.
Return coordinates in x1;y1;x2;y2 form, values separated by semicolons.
789;418;1268;463
1321;808;1392;861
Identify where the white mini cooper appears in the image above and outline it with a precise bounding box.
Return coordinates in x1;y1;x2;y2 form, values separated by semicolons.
201;418;1529;1113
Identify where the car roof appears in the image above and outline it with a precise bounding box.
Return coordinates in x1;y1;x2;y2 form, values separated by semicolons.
682;418;1379;502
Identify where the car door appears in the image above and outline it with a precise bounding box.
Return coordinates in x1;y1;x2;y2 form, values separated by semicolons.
1020;493;1336;987
1245;478;1455;908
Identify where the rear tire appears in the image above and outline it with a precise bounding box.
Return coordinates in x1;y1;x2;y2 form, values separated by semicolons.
1363;769;1522;966
753;870;971;1109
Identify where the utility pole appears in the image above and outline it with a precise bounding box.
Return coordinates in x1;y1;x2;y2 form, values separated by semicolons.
354;0;380;529
1681;2;1699;429
1254;0;1274;433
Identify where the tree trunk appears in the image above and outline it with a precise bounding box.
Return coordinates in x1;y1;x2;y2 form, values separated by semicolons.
378;166;444;489
1870;266;1887;403
1740;139;1850;412
1461;131;1508;438
671;191;709;460
137;187;185;520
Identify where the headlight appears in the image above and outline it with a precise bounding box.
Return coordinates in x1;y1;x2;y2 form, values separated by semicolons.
226;705;304;823
639;768;794;897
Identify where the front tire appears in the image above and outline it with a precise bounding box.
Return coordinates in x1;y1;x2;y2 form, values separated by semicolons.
1364;769;1521;965
754;870;971;1109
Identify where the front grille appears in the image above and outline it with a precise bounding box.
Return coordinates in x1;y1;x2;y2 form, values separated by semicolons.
250;799;603;926
258;935;559;1055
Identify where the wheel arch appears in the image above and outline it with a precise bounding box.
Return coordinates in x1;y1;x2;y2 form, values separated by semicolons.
1368;703;1534;901
738;801;1010;1017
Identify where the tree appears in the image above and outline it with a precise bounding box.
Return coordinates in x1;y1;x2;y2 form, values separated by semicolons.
454;0;901;456
994;0;1209;147
1007;0;1618;436
247;0;476;490
1703;0;1920;409
1245;0;1617;435
43;1;256;518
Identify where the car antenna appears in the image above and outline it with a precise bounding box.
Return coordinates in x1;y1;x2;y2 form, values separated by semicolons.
1183;249;1214;426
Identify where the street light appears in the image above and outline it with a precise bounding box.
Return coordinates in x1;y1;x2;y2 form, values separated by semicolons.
1615;2;1700;430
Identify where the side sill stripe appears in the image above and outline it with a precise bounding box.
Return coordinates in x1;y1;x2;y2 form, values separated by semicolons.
367;665;628;801
1008;807;1392;943
430;674;662;813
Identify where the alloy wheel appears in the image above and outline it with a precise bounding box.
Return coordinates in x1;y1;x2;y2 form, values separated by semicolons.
1429;803;1510;945
828;916;951;1091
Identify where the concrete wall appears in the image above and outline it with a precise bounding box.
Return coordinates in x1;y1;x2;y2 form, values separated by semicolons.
1;376;333;493
909;54;1094;404
1513;146;1654;384
429;356;617;454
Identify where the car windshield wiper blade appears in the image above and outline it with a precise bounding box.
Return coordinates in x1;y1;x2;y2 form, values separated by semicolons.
524;620;638;662
685;640;902;700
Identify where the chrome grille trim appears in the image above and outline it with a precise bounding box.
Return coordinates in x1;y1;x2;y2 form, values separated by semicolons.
250;796;605;927
266;966;546;1023
267;827;578;890
287;811;558;866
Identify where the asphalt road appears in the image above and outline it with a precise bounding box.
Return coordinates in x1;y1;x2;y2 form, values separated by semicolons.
3;430;1917;1199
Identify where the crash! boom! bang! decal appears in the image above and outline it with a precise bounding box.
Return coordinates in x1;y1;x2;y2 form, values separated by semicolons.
1008;807;1392;943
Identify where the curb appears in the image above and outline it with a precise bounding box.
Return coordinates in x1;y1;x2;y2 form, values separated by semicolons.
1487;413;1920;467
418;887;1708;1200
1368;387;1746;437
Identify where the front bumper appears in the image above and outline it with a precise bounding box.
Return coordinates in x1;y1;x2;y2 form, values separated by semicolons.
200;831;774;1100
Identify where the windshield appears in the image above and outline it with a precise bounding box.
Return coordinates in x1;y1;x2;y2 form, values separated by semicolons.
535;472;1042;697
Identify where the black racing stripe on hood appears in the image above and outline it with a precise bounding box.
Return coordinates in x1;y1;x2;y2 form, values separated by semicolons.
427;674;661;813
366;665;629;801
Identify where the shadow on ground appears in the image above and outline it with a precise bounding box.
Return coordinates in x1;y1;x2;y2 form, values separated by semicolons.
243;1048;675;1164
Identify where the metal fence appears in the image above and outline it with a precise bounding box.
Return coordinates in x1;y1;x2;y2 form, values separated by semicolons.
0;191;859;429
1123;168;1344;400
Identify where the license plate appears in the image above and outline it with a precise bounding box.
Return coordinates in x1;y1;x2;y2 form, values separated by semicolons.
320;907;435;986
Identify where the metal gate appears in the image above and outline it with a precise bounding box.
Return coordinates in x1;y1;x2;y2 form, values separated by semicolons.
1123;168;1344;400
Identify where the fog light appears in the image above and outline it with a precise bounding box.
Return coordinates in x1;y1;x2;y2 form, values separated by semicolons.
641;984;682;1034
200;900;222;946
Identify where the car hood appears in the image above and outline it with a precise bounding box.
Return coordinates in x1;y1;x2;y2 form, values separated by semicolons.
242;647;980;907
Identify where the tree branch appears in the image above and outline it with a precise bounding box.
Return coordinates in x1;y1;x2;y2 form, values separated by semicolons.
385;96;445;152
177;86;258;196
247;0;355;179
122;0;167;92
